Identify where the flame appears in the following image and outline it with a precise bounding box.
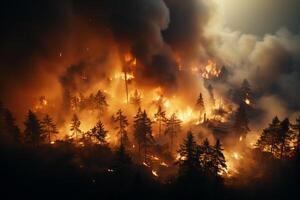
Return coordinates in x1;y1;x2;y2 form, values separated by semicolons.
152;170;159;177
245;98;251;105
201;60;221;79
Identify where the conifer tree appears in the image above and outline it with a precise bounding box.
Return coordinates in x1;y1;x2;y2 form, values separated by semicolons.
212;139;227;176
90;120;108;145
196;93;205;122
41;114;58;144
154;105;167;137
278;118;293;159
94;90;108;114
133;110;154;162
177;131;201;177
164;113;182;152
24;110;44;146
292;116;300;155
199;138;214;174
130;89;142;109
240;79;252;104
70;114;81;140
256;117;281;154
233;103;250;140
113;109;129;146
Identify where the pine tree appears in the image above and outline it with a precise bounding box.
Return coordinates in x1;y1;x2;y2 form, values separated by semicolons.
41;114;58;144
24;110;44;146
154;105;167;137
212;139;227;176
164;113;182;152
130;89;142;109
240;79;252;104
90;120;108;145
177;131;201;178
113;109;129;146
70;114;81;141
233;103;250;141
278;118;293;159
196;93;205;122
115;143;132;167
133;110;154;162
199;138;214;174
256;117;281;154
292;116;300;155
94;90;108;114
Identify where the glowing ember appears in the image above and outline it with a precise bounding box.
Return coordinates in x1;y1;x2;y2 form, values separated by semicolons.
152;170;159;177
245;98;251;105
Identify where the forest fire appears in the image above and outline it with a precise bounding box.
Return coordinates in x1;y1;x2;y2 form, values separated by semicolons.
1;0;300;199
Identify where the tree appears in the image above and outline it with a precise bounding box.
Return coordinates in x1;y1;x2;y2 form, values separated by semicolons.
199;138;214;174
24;110;44;146
133;109;154;162
240;79;252;104
164;113;182;152
292;116;300;156
211;139;227;177
41;114;58;144
70;114;81;141
196;93;205;122
177;131;201;178
115;143;132;167
278;118;293;159
154;105;167;137
113;109;129;147
90;120;108;145
130;89;142;109
94;90;108;114
233;103;250;141
256;117;281;154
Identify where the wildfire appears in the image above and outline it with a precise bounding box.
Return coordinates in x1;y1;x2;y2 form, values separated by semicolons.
201;60;221;79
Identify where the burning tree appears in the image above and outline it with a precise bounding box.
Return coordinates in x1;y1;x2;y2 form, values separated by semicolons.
94;90;108;115
256;117;294;159
24;110;44;146
233;103;250;141
130;89;142;109
211;139;227;176
165;113;182;152
89;120;108;145
41;114;58;144
133;109;154;162
195;93;205;123
113;109;129;147
70;114;81;141
240;79;252;105
154;105;167;137
292;116;300;156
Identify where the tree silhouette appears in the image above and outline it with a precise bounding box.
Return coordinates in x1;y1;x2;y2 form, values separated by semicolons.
134;109;154;162
256;116;280;154
196;93;205;123
212;139;227;177
90;120;108;145
94;90;108;114
24;110;44;146
240;79;252;105
278;118;293;159
154;105;167;137
233;103;250;141
164;113;182;152
199;138;214;174
177;131;201;178
292;116;300;156
70;114;81;141
130;89;142;109
41;114;58;144
113;109;129;147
